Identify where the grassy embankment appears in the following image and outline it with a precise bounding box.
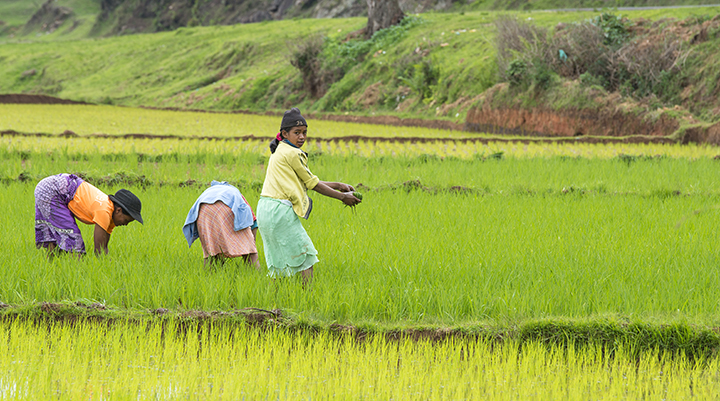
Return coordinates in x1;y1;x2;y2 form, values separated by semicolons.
2;7;720;127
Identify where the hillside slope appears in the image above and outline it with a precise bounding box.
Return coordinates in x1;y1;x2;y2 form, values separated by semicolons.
2;0;457;38
3;0;718;38
1;7;720;142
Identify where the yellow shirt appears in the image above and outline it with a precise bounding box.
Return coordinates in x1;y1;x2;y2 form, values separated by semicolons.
68;182;116;234
261;140;320;218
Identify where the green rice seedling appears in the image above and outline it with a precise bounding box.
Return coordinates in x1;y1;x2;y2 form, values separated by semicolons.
1;318;720;400
4;137;720;193
4;105;720;326
4;174;720;325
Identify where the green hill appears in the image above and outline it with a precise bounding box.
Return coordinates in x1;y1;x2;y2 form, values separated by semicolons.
1;6;720;139
3;0;718;39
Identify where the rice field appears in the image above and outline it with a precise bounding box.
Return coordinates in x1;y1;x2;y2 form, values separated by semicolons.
3;104;720;398
3;104;720;160
1;319;719;400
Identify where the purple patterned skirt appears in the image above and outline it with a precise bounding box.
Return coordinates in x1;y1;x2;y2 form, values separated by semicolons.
34;174;86;253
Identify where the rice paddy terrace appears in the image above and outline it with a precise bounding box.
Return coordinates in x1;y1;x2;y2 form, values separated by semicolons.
2;102;720;398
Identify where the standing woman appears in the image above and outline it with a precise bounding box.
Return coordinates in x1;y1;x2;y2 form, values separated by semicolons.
34;173;143;256
183;180;259;268
257;108;361;284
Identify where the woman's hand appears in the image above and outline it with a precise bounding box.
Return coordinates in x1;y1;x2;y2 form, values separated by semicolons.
337;183;355;192
313;182;360;205
341;192;362;206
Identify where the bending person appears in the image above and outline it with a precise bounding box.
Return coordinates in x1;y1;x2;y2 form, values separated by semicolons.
183;181;259;268
34;173;143;256
257;108;361;285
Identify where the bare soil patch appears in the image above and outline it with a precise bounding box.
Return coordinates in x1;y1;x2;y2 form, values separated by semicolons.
465;105;680;138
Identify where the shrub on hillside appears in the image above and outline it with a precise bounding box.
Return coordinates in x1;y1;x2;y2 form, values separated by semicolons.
550;22;608;80
288;34;327;99
495;15;552;83
506;59;528;86
288;16;424;104
592;13;631;48
614;33;689;98
496;13;691;103
396;55;440;100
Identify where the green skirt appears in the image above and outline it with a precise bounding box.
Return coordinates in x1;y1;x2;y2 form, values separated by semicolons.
257;197;319;278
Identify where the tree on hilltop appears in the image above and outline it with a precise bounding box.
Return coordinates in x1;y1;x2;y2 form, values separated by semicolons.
366;0;404;39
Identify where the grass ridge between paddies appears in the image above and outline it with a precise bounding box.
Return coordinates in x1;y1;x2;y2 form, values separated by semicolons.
2;304;720;361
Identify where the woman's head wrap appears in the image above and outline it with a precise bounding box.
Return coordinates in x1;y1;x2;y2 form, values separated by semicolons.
280;107;307;132
270;108;308;153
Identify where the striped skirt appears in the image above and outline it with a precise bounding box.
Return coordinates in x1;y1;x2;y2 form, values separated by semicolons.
196;201;257;259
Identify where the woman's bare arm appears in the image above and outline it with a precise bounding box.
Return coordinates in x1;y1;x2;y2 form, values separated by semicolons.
320;181;355;193
93;224;111;255
313;182;361;206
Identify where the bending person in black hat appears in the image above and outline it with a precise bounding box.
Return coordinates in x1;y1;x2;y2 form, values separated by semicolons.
35;173;144;256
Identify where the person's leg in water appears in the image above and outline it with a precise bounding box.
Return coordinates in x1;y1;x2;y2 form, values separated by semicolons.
299;266;313;287
241;253;261;270
43;242;83;260
45;242;60;259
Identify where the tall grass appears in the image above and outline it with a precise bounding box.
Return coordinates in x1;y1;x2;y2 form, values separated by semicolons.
1;318;718;400
3;104;720;325
2;170;720;324
3;147;720;193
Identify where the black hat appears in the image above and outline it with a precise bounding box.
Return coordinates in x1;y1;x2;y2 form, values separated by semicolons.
109;189;144;224
280;107;308;131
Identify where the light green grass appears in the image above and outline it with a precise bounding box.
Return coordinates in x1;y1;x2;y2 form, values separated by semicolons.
2;318;719;400
3;105;720;162
3;105;720;330
4;144;720;192
5;133;720;161
0;104;471;138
